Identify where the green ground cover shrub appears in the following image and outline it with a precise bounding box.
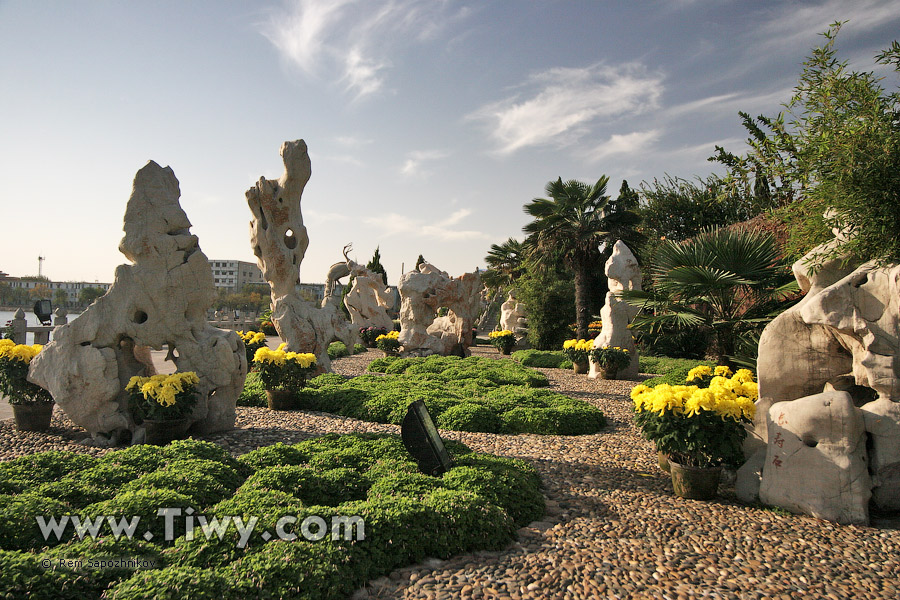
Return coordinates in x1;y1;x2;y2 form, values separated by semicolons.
238;355;604;434
639;356;716;387
511;349;573;369
296;355;604;435
327;341;350;359
0;433;543;599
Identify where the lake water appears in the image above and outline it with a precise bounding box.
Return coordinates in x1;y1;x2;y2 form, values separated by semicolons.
0;309;81;345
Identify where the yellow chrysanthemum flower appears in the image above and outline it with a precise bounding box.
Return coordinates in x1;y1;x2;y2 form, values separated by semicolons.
685;365;713;382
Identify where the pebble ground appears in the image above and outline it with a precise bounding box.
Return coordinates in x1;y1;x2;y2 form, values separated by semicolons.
1;346;898;599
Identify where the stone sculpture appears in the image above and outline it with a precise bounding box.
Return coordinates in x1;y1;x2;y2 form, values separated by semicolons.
398;263;481;357
589;241;641;380
499;290;528;335
28;161;247;444
739;220;900;524
247;140;355;373
341;245;395;331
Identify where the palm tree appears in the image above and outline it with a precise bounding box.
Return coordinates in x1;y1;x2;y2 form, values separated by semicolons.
623;227;798;366
483;237;528;289
523;176;641;340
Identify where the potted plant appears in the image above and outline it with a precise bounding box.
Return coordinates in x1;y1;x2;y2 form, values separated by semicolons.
360;326;388;348
237;330;268;367
488;330;516;355
0;340;55;431
631;367;757;500
252;343;318;410
375;330;401;356
126;371;199;445
589;345;631;379
562;339;592;374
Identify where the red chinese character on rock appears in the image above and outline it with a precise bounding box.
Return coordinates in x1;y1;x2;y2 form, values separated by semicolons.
772;456;783;468
774;432;785;448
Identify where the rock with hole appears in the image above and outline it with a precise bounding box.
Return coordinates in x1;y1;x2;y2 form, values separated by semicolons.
28;161;247;444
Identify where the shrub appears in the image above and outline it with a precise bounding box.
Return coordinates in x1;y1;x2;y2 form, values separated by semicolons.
238;443;309;472
120;468;232;507
238;371;266;407
327;341;349;359
642;358;716;387
285;355;605;435
97;444;167;475
0;550;84;599
105;567;237;600
83;488;195;541
0;451;96;484
511;349;572;369
165;439;245;474
0;493;70;550
41;536;165;596
436;403;502;433
307;373;347;388
241;465;368;506
353;343;367;354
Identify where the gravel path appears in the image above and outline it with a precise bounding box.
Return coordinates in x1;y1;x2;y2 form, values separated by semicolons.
2;346;898;599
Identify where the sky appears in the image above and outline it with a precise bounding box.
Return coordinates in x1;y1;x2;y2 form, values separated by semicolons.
2;0;899;286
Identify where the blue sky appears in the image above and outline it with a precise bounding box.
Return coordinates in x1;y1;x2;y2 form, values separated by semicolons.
2;0;898;286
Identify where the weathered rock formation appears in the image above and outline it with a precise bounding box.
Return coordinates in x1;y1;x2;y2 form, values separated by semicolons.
247;140;355;372
28;161;247;444
589;241;641;380
500;290;528;336
341;245;394;332
398;263;481;357
739;222;900;524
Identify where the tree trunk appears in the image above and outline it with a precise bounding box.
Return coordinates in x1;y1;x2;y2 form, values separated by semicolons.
573;262;591;340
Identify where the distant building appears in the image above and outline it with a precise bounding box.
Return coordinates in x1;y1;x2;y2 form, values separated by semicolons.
209;259;265;293
4;278;112;305
298;283;326;305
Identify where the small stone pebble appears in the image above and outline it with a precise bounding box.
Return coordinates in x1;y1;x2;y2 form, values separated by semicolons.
2;346;898;599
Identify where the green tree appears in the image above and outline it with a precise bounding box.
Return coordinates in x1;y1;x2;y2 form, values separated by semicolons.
624;227;798;366
517;266;575;350
712;23;900;266
482;237;527;290
366;246;388;286
53;288;68;309
523;176;641;340
78;286;105;306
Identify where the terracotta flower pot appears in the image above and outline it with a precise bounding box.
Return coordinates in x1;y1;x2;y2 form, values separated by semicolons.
572;361;589;374
668;459;721;500
12;402;54;432
597;366;618;380
143;418;192;446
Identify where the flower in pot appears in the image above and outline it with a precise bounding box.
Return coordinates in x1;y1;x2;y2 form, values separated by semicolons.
126;372;200;445
589;345;631;379
631;367;757;500
488;330;516;355
237;330;268;368
375;330;401;356
360;326;389;347
0;339;55;432
562;339;592;374
252;344;318;410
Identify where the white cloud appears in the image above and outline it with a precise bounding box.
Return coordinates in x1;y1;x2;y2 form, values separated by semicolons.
262;0;472;99
364;207;488;241
757;0;900;47
587;130;661;162
399;149;449;177
333;135;373;148
469;63;664;155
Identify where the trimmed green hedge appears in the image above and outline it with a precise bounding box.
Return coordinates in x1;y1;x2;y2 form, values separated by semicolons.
511;349;573;369
0;434;543;599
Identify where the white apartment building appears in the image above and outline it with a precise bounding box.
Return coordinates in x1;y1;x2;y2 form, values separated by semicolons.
209;259;265;292
4;278;112;305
